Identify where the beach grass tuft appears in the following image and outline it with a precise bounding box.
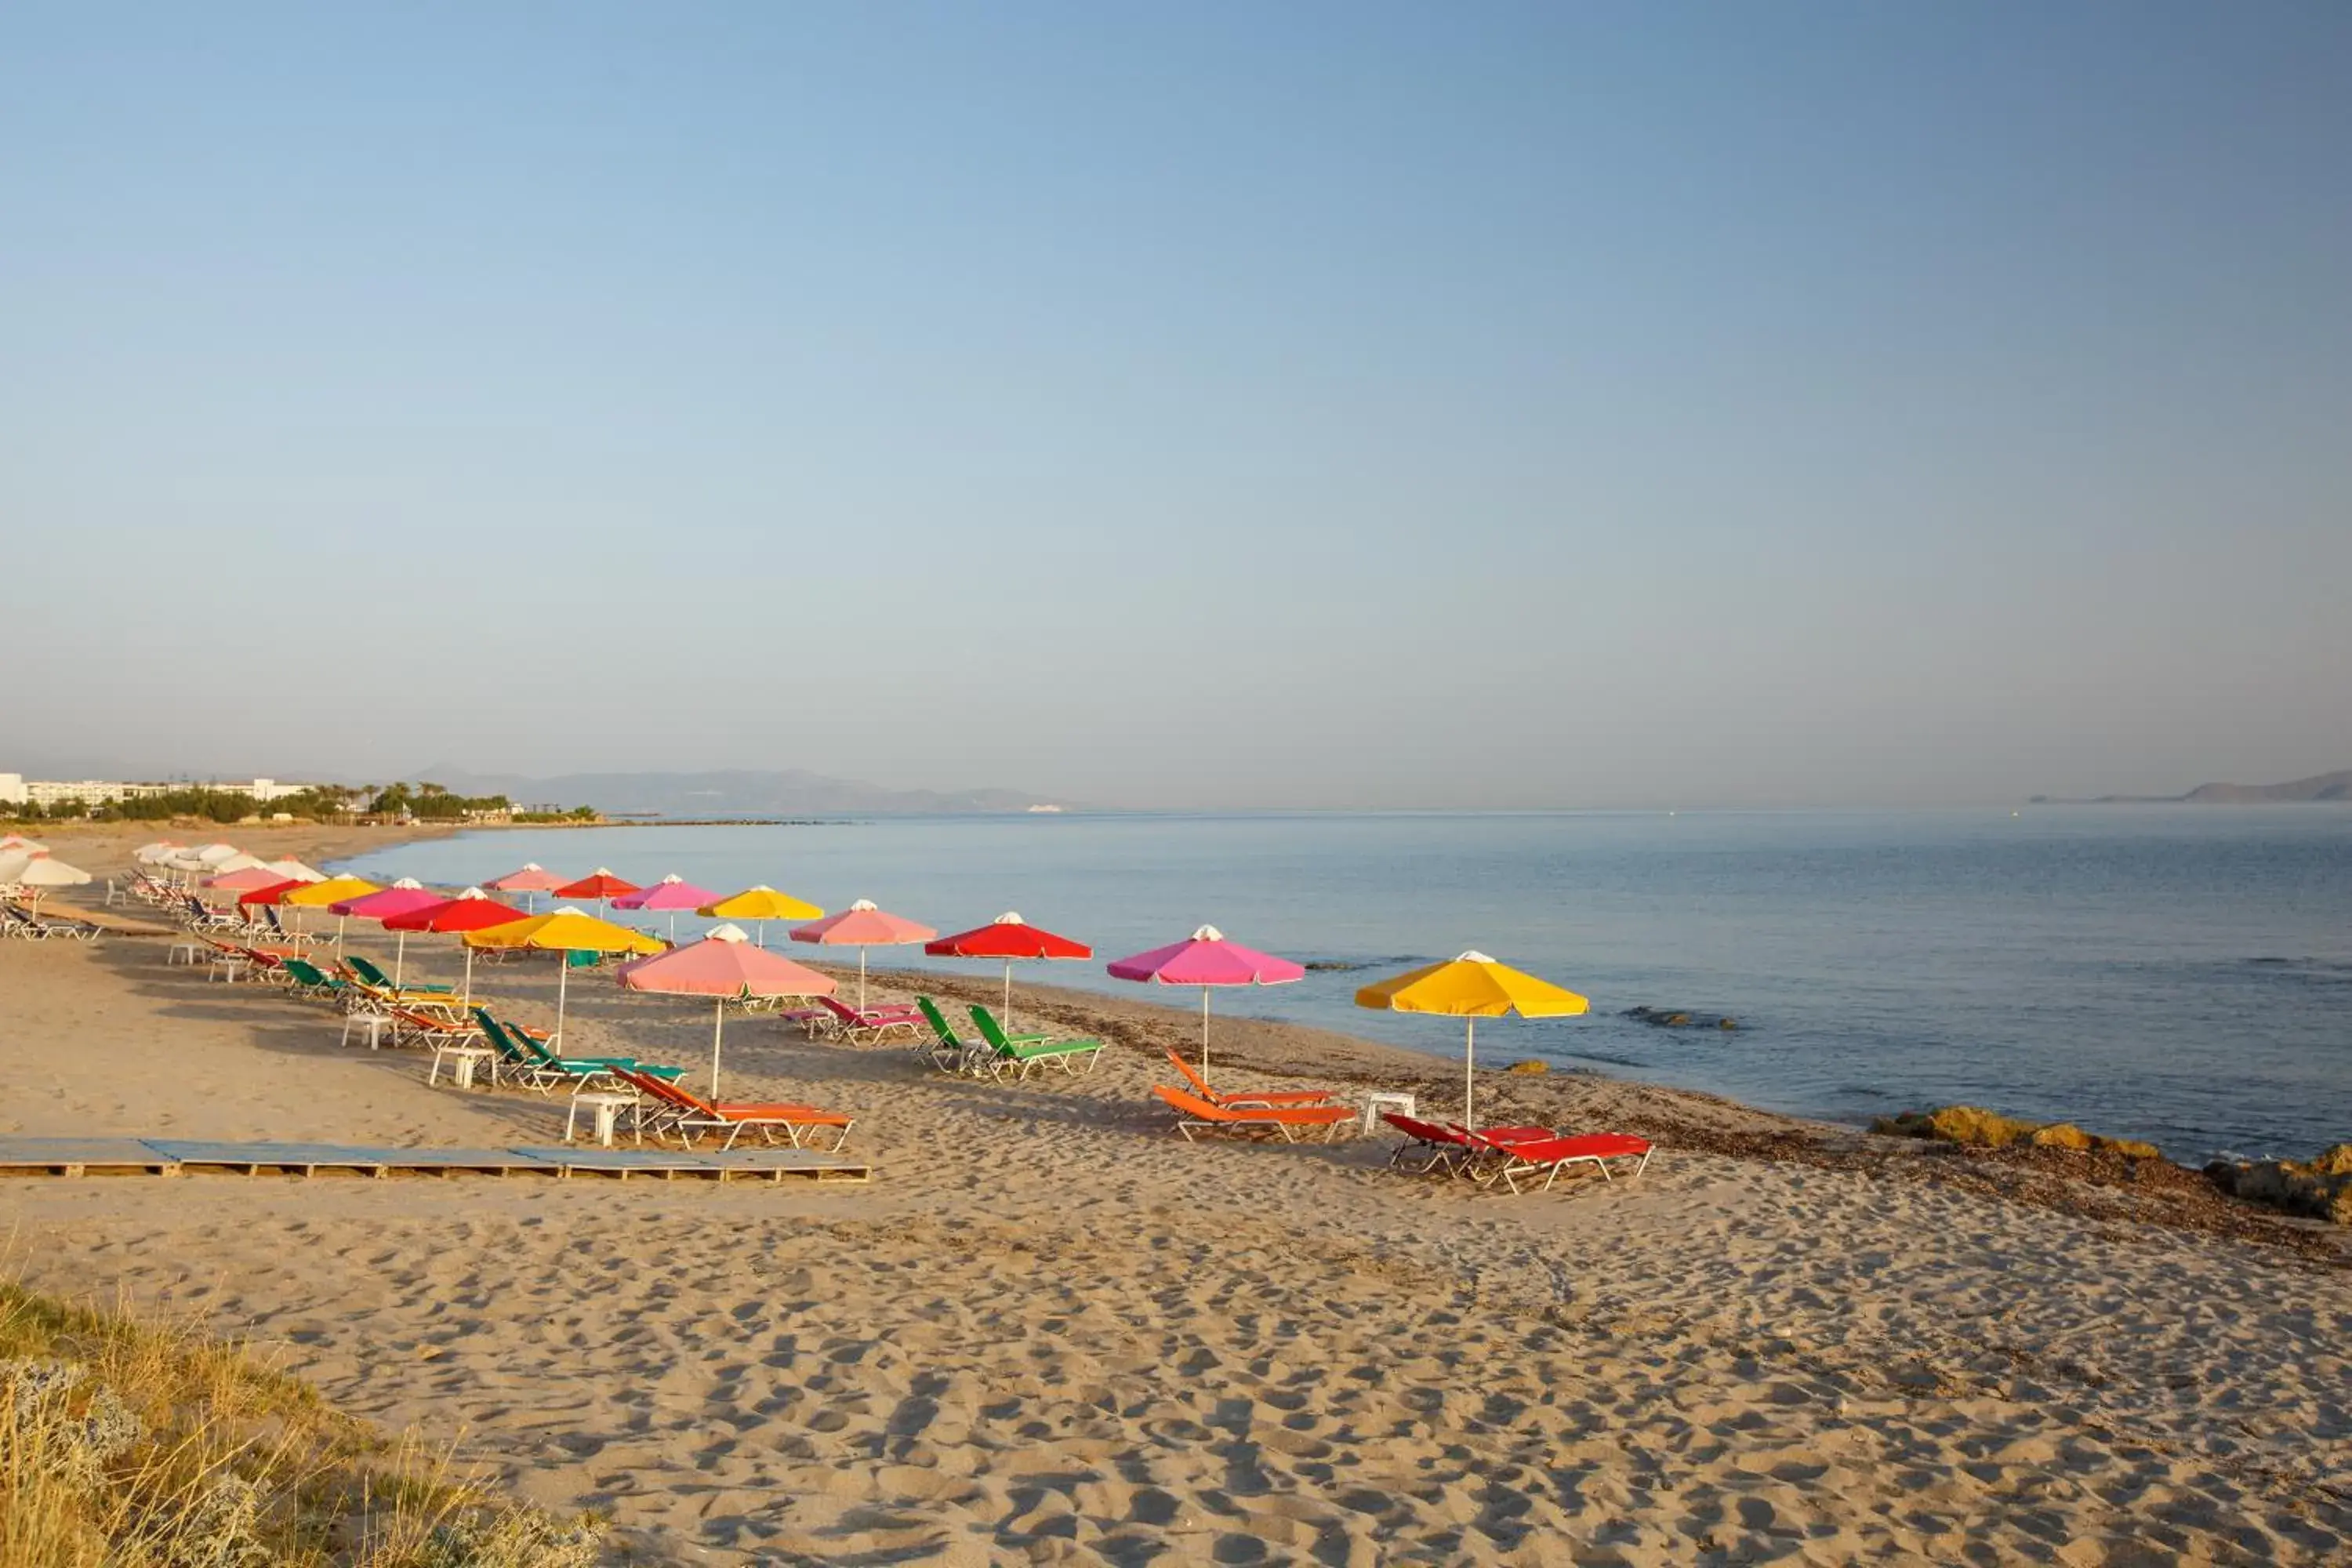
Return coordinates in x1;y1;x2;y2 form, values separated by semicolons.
0;1272;601;1568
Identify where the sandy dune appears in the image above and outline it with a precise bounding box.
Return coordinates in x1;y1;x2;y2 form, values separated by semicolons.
0;833;2346;1563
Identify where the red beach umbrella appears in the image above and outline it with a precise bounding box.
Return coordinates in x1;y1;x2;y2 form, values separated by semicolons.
924;913;1091;1031
237;879;307;907
383;888;531;1014
555;867;638;914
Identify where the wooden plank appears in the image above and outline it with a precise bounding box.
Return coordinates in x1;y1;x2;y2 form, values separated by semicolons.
0;1138;178;1176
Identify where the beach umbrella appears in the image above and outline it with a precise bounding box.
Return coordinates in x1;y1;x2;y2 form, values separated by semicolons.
465;906;662;1047
260;858;327;884
330;879;450;985
1356;951;1589;1131
616;924;837;1095
555;867;637;914
1107;926;1305;1085
132;841;181;864
0;851;33;885
925;913;1091;1031
202;864;290;893
238;878;304;906
205;852;273;876
488;863;568;913
382;888;528;1014
790;900;936;1009
2;853;92;913
282;875;382;956
697;885;823;947
613;874;720;943
191;844;242;865
0;835;47;854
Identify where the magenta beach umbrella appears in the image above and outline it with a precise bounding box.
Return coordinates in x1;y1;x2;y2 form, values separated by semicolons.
328;878;449;985
612;874;720;944
1107;925;1305;1085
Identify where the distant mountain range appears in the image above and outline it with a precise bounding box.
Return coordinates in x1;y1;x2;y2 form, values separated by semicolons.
2033;770;2352;805
412;767;1069;818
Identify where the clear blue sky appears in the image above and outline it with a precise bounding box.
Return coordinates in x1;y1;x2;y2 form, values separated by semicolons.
5;2;2346;807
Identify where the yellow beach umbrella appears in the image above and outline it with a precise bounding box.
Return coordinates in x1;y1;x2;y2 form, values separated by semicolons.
695;885;823;947
1356;951;1589;1131
465;906;663;1045
281;876;381;956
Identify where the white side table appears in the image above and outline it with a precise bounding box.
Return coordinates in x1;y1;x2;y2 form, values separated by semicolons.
165;941;199;966
341;1013;396;1050
1363;1091;1417;1136
564;1091;637;1147
207;956;249;984
428;1045;494;1089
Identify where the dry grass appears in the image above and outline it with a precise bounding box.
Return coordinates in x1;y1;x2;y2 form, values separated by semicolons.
0;1274;603;1568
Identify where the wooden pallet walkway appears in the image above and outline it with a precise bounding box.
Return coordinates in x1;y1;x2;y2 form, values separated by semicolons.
0;1138;869;1183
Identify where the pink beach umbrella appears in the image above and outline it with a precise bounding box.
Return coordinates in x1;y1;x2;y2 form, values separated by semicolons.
202;864;292;894
789;900;937;1010
329;878;449;985
488;862;567;913
617;925;837;1095
1107;925;1305;1085
612;874;720;944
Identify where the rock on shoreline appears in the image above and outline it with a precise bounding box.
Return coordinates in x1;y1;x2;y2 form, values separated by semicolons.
1871;1105;2161;1160
2205;1145;2352;1225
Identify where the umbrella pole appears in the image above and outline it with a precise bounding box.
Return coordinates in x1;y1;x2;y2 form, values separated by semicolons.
712;999;724;1098
462;945;474;1016
756;920;766;948
555;957;569;1050
1004;960;1014;1030
394;931;407;988
1201;989;1211;1083
859;947;868;1010
1464;1017;1476;1131
336;914;347;958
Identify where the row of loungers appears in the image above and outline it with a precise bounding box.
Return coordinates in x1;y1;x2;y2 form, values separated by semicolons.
170;928;858;1154
2;903;102;941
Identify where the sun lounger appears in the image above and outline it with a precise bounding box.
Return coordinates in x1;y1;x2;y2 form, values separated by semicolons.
470;1009;684;1094
180;896;241;932
915;996;990;1076
1462;1128;1653;1193
1379;1113;1555;1177
344;955;453;994
278;957;358;1006
1150;1083;1356;1142
816;994;925;1046
970;1004;1103;1079
2;904;100;942
612;1067;854;1152
1165;1049;1336;1108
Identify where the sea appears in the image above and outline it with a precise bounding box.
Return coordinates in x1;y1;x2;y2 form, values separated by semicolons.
336;808;2352;1164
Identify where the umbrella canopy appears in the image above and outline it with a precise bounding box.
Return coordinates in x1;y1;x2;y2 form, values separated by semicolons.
0;851;89;888
613;874;720;942
0;835;47;853
382;888;529;1013
132;841;182;863
1356;951;1589;1130
237;879;307;907
1107;925;1305;1082
330;879;451;985
925;913;1092;1029
191;844;243;865
202;864;290;892
697;885;823;947
0;851;34;884
616;924;837;1094
205;852;273;876
790;900;936;1008
260;858;327;884
489;862;567;913
555;868;637;910
465;906;663;1044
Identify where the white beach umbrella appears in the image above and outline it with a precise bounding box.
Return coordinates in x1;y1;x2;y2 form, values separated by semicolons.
133;842;183;865
207;851;271;875
16;857;89;889
0;835;47;854
0;851;31;885
261;858;327;884
192;844;242;864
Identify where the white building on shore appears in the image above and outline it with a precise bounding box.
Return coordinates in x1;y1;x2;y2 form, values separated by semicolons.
0;774;314;809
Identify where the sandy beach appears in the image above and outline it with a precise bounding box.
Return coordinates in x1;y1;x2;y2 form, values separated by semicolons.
2;825;2347;1565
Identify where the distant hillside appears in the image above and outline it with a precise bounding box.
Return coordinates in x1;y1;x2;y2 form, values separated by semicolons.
2180;770;2352;804
411;767;1069;817
2032;770;2352;805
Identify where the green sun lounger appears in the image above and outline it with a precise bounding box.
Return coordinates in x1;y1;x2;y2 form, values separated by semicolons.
279;958;355;1005
346;954;453;993
470;1009;685;1094
967;1004;1105;1080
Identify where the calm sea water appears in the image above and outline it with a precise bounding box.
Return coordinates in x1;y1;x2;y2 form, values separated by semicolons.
336;809;2352;1163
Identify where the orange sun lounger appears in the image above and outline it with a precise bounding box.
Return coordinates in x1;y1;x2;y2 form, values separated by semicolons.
1462;1128;1653;1193
1163;1050;1340;1109
615;1067;855;1152
1150;1083;1356;1142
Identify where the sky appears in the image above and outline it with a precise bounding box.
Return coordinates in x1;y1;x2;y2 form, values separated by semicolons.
3;2;2347;808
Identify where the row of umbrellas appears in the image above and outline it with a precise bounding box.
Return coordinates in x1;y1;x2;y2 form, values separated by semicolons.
260;856;1592;1124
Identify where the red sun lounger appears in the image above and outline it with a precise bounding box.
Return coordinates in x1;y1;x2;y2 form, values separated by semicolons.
1465;1129;1653;1193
